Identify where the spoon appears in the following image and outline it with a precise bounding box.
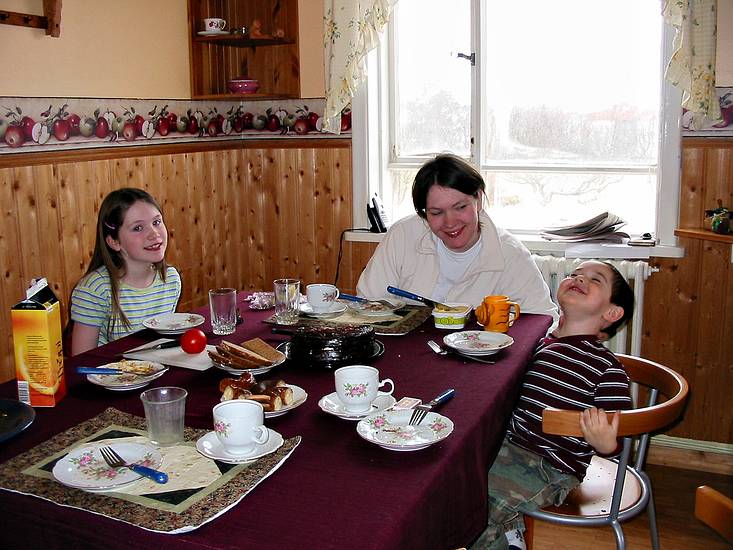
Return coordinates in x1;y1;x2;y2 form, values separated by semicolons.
427;340;496;364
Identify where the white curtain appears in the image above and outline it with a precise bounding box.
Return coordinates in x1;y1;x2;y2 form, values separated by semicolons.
322;0;397;134
663;0;722;127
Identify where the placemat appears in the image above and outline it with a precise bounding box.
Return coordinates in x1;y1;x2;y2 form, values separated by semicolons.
0;408;300;534
264;305;433;335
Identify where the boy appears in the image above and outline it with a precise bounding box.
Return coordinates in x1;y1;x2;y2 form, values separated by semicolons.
472;260;635;550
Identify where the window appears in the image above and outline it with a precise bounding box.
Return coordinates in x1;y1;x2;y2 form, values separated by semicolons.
353;0;682;249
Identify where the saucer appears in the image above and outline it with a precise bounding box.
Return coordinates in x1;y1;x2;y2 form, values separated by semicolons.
443;331;514;356
52;442;162;491
347;299;406;317
195;429;284;464
142;313;205;335
86;361;167;391
299;302;347;318
197;30;230;36
356;409;454;451
318;392;396;421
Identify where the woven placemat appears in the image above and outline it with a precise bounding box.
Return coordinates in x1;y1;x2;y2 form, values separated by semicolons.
0;407;300;534
264;305;432;335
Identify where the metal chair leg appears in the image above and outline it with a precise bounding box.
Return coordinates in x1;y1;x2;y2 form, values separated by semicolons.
611;519;626;550
646;482;660;550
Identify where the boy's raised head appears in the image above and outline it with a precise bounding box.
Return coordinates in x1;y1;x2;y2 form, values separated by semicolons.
557;260;634;339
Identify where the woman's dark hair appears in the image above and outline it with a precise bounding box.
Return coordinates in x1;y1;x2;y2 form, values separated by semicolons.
79;188;168;338
412;154;485;218
600;261;635;339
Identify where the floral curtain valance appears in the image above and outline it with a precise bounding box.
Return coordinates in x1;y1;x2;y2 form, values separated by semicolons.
663;0;721;127
322;0;397;134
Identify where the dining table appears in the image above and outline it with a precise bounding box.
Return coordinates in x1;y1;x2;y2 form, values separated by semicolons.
0;293;552;549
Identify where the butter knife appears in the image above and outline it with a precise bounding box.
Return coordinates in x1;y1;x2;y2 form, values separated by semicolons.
130;339;180;352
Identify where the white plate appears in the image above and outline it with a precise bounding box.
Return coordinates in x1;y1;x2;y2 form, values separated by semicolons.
318;392;396;421
299;302;347;318
442;331;514;356
356;409;454;451
195;428;283;464
212;352;286;376
197;30;230;36
142;313;205;335
86;361;167;391
346;299;406;317
220;384;307;418
52;442;162;491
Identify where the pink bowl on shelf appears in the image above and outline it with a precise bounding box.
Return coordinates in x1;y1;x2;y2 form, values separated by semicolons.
227;78;260;94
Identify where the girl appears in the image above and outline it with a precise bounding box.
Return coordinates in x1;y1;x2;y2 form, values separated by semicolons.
70;188;181;355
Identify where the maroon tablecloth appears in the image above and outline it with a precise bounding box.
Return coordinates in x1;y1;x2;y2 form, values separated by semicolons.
0;296;551;549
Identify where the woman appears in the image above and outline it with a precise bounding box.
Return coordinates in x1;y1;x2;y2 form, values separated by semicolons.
357;154;557;320
69;188;181;355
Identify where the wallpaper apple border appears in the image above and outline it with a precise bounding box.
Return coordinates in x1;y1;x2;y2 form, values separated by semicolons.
0;97;351;155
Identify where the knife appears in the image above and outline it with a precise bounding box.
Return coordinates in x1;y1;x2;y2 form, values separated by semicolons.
339;293;367;303
77;367;125;375
130;339;180;352
423;388;455;410
386;286;450;310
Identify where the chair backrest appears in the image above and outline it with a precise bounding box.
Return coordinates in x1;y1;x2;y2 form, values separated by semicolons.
541;353;689;438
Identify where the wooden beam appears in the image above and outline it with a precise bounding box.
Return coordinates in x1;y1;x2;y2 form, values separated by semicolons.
43;0;62;37
0;1;61;37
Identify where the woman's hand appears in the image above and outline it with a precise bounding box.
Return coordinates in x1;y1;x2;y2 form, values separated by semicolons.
580;407;620;455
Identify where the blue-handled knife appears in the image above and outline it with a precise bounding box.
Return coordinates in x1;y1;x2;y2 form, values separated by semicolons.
425;388;455;410
339;293;367;303
387;286;451;309
77;367;124;375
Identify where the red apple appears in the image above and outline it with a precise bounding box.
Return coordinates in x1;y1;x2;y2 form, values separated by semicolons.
340;110;352;131
307;112;319;130
266;114;281;132
52;119;71;141
293;118;309;135
122;122;137;141
207;120;219;136
243;112;254;129
4;125;25;147
95;117;110;138
133;115;145;135
67;113;81;135
233;116;244;132
187;117;199;134
166;113;177;131
157;118;170;136
21;116;35;139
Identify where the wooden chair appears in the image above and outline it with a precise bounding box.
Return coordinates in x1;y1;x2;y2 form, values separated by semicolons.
524;354;688;550
695;485;733;543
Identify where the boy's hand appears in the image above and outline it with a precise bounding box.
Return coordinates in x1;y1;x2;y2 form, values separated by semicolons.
580;408;620;455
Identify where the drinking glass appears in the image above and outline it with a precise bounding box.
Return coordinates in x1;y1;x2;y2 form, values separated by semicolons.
273;278;300;325
139;386;188;446
209;288;237;335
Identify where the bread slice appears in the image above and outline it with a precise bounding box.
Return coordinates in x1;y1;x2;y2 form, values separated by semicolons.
241;338;285;363
219;340;272;366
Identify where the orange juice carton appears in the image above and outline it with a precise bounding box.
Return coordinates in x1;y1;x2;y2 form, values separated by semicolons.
11;278;66;407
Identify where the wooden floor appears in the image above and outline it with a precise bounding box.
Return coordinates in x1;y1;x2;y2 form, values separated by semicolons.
532;464;733;549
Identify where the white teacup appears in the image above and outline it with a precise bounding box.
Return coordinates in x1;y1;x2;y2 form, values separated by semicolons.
213;400;269;455
334;365;394;413
204;18;226;31
307;283;340;312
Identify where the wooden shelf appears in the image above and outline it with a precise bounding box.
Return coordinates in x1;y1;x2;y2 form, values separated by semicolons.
675;228;733;244
194;35;295;48
193;92;299;101
0;0;61;37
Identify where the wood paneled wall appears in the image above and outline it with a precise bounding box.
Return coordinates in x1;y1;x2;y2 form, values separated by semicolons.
0;139;352;383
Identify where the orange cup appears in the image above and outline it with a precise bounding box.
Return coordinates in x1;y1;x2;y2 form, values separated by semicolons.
475;295;520;333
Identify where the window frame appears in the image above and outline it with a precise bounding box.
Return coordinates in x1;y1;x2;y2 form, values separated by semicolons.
351;3;684;256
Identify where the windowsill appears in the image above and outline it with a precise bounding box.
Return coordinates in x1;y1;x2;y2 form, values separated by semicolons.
345;230;685;259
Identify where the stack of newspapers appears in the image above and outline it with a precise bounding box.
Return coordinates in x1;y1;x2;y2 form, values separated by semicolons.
540;212;629;243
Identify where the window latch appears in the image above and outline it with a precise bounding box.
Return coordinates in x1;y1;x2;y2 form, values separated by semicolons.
456;52;475;66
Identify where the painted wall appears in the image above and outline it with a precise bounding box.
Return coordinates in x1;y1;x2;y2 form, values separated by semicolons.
0;0;326;98
718;0;733;85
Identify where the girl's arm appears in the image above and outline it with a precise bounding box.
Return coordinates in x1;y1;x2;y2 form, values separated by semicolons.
71;323;101;356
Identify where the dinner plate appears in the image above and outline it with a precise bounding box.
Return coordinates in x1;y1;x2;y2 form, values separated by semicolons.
197;30;230;36
346;299;406;317
52;442;162;491
221;385;307;418
195;428;283;464
0;399;35;443
356;409;454;451
276;339;385;369
86;361;167;391
318;392;396;421
299;302;347;318
142;313;205;335
212;353;286;376
442;331;514;356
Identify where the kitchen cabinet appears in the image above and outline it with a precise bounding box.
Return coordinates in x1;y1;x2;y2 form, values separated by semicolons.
187;0;300;99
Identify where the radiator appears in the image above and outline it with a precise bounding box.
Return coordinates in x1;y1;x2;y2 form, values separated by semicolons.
531;255;656;356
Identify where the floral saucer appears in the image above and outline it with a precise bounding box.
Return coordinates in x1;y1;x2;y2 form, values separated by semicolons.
52;442;162;491
195;429;283;464
318;392;396;421
356;409;454;451
142;313;205;335
442;331;514;356
299;302;347;318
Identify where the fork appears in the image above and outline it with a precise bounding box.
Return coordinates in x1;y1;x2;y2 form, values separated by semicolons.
409;388;455;426
99;446;169;484
427;340;497;364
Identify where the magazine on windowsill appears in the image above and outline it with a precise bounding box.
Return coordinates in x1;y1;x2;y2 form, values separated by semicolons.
540;212;629;243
